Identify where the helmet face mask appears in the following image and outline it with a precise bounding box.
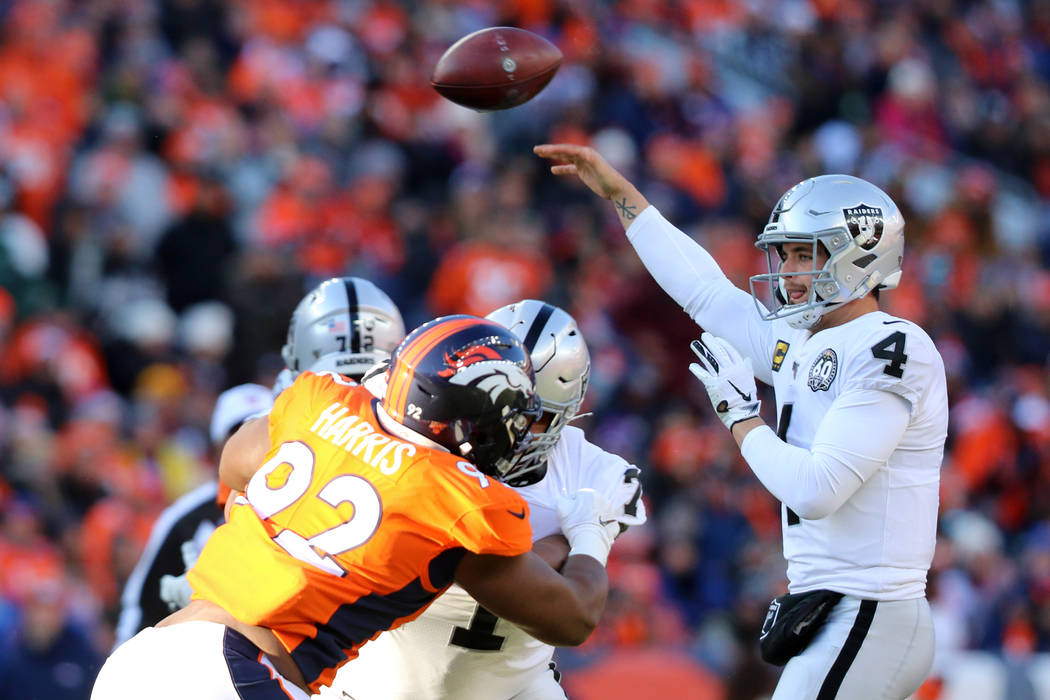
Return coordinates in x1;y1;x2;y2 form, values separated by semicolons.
383;315;542;481
749;175;904;330
486;300;590;486
283;277;405;381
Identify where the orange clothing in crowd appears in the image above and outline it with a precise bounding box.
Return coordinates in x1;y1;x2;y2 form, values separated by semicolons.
428;241;552;318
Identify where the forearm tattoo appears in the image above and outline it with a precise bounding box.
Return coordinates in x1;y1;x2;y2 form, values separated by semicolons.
615;198;637;220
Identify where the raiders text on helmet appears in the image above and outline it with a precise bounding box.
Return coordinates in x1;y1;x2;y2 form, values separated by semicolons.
486;300;590;486
282;277;405;380
750;175;904;329
382;315;542;481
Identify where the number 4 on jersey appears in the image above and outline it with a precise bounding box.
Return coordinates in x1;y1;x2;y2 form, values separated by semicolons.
871;331;908;378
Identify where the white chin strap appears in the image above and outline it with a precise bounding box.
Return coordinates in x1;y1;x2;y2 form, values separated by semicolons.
787;306;824;329
777;277;824;329
785;297;849;330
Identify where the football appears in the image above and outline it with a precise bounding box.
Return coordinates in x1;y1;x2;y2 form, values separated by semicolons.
431;27;562;111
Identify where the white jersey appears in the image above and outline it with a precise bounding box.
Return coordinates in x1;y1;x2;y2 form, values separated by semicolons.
627;206;947;600
760;311;946;598
323;426;644;700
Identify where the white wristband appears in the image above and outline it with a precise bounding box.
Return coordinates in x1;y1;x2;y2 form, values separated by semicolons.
567;525;611;566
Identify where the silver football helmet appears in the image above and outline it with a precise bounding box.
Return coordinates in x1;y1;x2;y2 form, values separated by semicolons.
486;300;590;486
750;175;904;330
282;277;405;381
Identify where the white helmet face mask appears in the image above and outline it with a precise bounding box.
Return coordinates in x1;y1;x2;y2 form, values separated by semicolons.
486;300;590;486
282;277;406;381
749;175;905;330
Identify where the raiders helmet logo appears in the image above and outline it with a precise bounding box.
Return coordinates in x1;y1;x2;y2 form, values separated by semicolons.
842;204;884;250
760;598;781;640
807;349;838;392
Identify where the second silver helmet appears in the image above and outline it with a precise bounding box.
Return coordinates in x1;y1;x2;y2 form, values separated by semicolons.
282;277;406;381
486;299;590;486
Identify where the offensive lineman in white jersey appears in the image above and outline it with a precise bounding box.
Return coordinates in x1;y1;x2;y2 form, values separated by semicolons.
535;144;947;700
326;300;647;700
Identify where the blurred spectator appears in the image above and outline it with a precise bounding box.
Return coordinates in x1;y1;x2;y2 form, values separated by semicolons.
153;170;238;312
0;168;52;316
69;103;172;257
428;212;553;317
0;573;101;700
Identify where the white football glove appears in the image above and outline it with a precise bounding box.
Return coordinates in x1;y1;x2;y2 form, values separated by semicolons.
556;488;619;566
159;573;193;611
689;332;761;430
158;538;204;612
180;539;201;569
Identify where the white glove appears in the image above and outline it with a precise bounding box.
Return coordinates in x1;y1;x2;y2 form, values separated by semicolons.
556;488;618;566
180;539;201;569
159;573;193;611
689;332;761;430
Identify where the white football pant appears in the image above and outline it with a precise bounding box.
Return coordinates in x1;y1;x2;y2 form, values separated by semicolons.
773;596;934;700
92;620;310;700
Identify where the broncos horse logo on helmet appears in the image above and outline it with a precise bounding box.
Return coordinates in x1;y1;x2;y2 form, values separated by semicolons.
382;315;542;481
437;343;505;377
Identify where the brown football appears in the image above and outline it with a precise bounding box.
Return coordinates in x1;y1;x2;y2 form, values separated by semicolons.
431;27;562;111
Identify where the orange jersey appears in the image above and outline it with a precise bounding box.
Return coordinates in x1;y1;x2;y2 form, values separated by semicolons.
188;371;532;692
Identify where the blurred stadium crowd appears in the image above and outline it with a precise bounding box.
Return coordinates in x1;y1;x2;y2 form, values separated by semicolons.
0;0;1049;698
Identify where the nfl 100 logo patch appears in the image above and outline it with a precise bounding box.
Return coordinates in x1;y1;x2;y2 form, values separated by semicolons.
808;348;838;391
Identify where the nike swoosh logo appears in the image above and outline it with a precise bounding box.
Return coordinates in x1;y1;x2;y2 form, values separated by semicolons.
599;518;618;527
882;320;906;325
727;380;752;402
507;508;526;520
808;208;836;216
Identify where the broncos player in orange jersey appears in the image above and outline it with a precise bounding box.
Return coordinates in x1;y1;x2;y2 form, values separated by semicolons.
92;315;617;700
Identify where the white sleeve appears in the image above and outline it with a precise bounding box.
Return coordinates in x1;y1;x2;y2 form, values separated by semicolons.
625;206;775;385
738;389;910;519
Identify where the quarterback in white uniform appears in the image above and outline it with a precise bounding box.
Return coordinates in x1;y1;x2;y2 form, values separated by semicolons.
535;144;947;700
326;300;646;700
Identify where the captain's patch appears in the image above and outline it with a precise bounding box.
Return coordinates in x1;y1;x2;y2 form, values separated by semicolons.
771;340;790;372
